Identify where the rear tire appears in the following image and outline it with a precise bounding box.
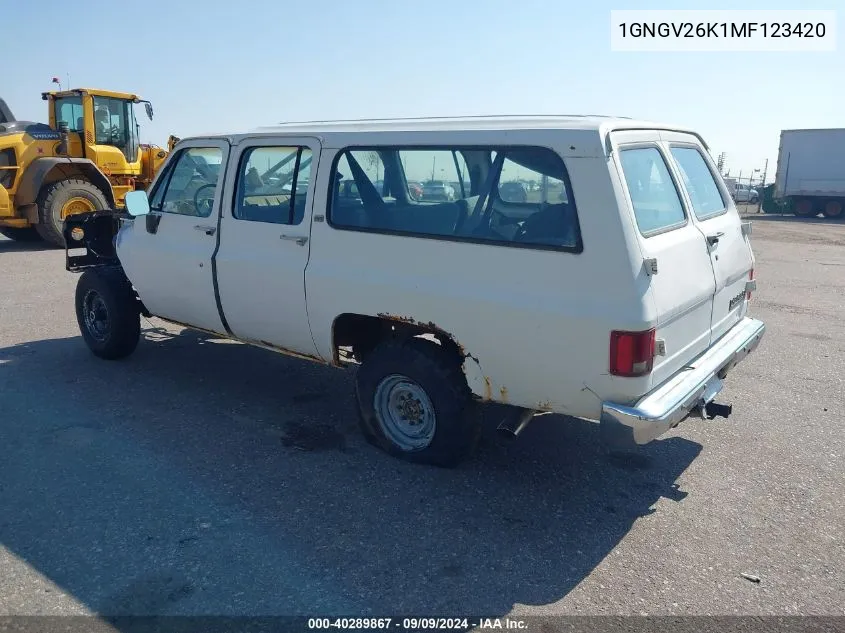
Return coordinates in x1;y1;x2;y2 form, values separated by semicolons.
75;268;141;360
36;179;109;247
822;199;844;219
355;337;481;467
793;197;816;218
0;226;41;242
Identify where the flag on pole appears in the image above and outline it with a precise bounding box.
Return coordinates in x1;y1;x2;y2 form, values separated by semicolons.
51;77;60;84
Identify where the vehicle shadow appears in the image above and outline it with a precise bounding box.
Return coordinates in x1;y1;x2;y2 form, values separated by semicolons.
0;328;702;618
0;237;58;252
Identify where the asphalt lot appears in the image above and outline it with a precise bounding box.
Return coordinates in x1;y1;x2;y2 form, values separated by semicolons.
0;213;843;618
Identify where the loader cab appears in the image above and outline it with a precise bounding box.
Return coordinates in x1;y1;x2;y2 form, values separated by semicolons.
45;88;153;175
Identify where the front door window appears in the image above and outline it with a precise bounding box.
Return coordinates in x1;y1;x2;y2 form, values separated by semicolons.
149;147;224;217
92;96;139;161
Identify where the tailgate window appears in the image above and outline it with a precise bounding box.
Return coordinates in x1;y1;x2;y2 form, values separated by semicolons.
618;147;687;235
669;147;727;220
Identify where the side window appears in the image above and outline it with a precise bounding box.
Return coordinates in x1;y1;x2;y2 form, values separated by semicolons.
329;145;581;251
92;96;127;148
669;146;727;220
619;147;686;235
149;147;223;218
54;97;83;132
399;150;467;203
234;146;312;224
498;155;567;204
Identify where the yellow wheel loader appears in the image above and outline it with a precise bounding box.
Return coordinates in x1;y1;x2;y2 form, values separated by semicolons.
0;88;174;246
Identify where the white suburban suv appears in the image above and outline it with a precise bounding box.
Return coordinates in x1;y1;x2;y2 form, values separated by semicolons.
64;115;765;467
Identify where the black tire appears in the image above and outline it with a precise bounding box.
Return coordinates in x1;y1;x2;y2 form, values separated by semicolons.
355;337;482;467
822;199;844;219
0;226;41;242
36;179;109;247
75;268;141;360
793;197;816;217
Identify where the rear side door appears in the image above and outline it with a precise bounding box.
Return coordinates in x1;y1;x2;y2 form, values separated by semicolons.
214;137;323;358
611;132;716;387
117;139;230;333
663;136;754;343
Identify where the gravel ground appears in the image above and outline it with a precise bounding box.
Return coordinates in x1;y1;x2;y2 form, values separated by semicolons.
0;214;843;618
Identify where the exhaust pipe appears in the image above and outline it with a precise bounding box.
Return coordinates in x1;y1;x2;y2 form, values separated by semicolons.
688;400;733;421
496;408;537;439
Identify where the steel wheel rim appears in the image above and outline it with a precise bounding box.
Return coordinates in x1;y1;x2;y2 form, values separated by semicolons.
62;197;96;219
373;374;436;451
83;289;110;342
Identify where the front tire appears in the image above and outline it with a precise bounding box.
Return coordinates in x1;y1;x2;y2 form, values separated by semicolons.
355;338;481;467
75;268;141;360
36;179;109;247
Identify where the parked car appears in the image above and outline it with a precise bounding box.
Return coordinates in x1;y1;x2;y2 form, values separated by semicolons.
733;184;759;204
64;115;764;468
421;180;456;201
499;181;528;203
407;180;424;200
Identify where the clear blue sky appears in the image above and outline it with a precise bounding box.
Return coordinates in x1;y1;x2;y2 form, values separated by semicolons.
3;0;842;180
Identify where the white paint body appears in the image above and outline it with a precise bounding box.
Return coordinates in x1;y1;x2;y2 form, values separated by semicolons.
115;116;756;422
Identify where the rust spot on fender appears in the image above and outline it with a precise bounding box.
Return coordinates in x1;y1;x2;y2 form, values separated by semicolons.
536;400;553;411
377;313;418;325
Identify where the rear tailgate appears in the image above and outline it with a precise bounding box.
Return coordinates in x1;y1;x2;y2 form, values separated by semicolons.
663;138;754;344
611;132;716;388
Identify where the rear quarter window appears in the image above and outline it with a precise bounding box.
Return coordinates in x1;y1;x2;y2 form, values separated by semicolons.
669;146;727;220
618;147;686;235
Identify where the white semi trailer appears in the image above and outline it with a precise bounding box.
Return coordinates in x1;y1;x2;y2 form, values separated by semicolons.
774;128;845;219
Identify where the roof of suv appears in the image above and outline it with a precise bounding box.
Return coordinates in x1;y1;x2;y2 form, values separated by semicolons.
184;115;708;152
247;114;698;136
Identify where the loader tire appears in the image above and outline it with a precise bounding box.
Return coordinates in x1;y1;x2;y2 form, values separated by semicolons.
36;179;109;247
0;226;41;242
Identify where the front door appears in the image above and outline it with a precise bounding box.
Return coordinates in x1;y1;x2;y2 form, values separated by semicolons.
117;139;230;333
214;137;323;358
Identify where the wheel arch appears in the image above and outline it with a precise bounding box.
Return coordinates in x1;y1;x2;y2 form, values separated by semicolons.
330;312;489;401
16;158;115;208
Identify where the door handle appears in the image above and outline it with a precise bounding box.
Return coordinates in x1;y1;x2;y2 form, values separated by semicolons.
194;224;216;236
706;231;724;246
280;234;308;246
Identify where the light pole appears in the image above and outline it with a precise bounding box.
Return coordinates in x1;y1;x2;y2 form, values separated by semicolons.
757;159;768;213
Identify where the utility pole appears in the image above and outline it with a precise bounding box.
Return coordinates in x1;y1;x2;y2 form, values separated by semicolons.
757;158;768;213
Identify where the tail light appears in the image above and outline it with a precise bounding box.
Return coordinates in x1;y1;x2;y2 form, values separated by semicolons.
747;267;755;301
610;328;656;377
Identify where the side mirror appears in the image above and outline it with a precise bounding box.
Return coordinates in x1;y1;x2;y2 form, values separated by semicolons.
144;102;154;120
124;190;151;217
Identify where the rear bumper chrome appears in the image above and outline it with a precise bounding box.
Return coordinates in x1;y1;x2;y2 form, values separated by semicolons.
600;317;766;447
